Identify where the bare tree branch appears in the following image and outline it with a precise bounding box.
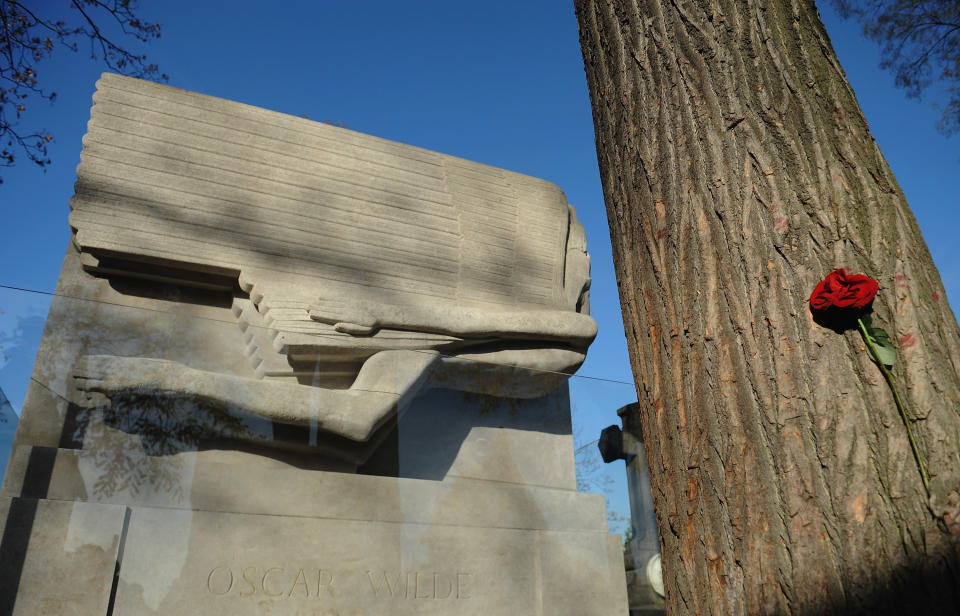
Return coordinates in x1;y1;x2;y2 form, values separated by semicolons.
0;0;166;184
829;0;960;134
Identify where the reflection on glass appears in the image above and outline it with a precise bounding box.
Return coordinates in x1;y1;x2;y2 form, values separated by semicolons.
0;387;16;484
0;284;636;615
0;73;638;615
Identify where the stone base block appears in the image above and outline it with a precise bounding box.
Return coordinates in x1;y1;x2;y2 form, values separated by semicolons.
114;505;626;615
0;498;127;616
1;447;629;615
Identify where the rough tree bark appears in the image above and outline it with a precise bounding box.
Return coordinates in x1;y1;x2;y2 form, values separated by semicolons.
574;1;960;614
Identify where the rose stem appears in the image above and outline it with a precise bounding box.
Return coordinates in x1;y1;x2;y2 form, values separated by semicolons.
857;317;931;498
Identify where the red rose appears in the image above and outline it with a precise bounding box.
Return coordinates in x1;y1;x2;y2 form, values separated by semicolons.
809;269;879;312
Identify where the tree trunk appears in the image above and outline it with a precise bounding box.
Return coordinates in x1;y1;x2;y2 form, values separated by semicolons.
574;1;960;614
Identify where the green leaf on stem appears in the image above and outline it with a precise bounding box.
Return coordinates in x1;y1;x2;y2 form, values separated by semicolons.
864;325;896;367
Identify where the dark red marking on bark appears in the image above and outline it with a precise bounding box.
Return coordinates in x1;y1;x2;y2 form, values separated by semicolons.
899;333;916;349
773;217;787;232
657;228;668;239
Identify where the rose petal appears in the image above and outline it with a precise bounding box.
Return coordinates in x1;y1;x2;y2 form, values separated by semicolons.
809;269;878;313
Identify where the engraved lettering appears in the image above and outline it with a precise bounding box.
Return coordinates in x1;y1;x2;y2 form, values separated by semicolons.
261;567;285;597
366;570;405;598
415;570;431;599
206;566;234;595
288;568;310;598
317;568;337;598
239;567;258;598
366;569;467;600
207;565;468;601
457;571;471;599
433;572;452;599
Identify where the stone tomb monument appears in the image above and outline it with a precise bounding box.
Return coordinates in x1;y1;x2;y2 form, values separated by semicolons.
0;74;628;615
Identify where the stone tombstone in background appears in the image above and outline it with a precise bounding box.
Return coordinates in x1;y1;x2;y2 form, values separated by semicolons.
0;74;628;615
599;406;665;616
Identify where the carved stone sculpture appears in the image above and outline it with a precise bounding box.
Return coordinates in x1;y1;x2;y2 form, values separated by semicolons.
64;74;597;458
0;74;628;616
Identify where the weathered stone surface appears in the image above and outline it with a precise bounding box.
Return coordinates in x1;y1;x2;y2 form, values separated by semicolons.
73;74;584;313
56;73;598;451
5;445;604;531
111;506;626;616
0;75;627;615
0;497;126;616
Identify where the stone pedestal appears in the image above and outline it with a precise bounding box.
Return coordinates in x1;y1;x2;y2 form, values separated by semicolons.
3;441;625;615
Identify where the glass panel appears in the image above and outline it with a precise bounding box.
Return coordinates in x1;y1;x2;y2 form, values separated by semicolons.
0;286;49;484
0;73;655;614
0;281;663;614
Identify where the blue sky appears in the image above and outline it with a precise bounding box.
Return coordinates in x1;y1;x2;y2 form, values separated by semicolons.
0;1;957;527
